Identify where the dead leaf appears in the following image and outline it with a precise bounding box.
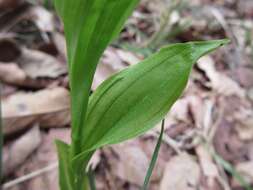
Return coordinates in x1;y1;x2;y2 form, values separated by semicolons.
2;87;70;135
234;107;253;140
18;48;67;79
197;56;245;97
92;47;127;90
0;0;24;11
3;125;41;177
213;118;247;163
196;145;219;189
236;161;253;184
110;141;149;186
236;67;253;89
0;39;21;62
0;62;26;84
27;6;55;32
159;153;201;190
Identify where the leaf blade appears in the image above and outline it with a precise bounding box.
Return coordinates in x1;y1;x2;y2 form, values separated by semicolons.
55;140;74;190
72;39;229;171
141;120;165;190
54;0;140;155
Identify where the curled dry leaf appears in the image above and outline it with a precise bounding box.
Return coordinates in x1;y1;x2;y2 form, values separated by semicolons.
3;125;41;177
159;153;201;190
2;87;70;135
197;56;245;97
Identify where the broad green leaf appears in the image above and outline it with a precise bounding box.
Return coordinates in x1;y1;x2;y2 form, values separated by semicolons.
72;39;229;172
54;0;140;155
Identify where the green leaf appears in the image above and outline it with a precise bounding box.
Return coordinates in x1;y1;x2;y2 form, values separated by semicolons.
54;0;140;155
55;140;74;190
88;166;97;190
73;39;229;172
142;120;165;190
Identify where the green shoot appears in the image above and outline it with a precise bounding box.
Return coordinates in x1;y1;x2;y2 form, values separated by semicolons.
141;120;165;190
54;0;229;189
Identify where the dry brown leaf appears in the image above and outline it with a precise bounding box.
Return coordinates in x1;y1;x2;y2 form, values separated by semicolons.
236;161;253;184
196;145;219;189
0;0;24;11
2;87;70;135
234;107;253;140
0;39;21;62
18;48;67;79
92;47;127;90
197;56;245;97
0;62;26;84
110;141;149;186
3;125;41;177
27;6;55;32
115;49;141;65
159;153;200;190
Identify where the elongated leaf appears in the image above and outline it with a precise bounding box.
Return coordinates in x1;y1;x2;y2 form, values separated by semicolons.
54;0;140;155
142;120;164;190
55;140;74;190
73;39;229;172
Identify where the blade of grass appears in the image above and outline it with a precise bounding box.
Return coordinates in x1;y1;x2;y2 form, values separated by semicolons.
88;166;96;190
141;119;165;190
211;150;253;190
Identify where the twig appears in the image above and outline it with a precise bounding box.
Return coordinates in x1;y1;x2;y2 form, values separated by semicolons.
3;162;58;189
150;129;182;154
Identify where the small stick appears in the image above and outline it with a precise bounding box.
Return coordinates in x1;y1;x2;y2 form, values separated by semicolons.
3;162;58;189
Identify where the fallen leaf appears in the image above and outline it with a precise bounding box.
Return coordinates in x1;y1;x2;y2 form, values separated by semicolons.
159;153;201;190
0;39;21;62
234;107;253;140
110;140;149;186
197;56;245;97
27;5;55;32
3;125;41;177
235;161;253;184
0;0;24;11
92;47;127;90
18;48;67;79
0;62;26;85
196;145;219;189
2;87;70;135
